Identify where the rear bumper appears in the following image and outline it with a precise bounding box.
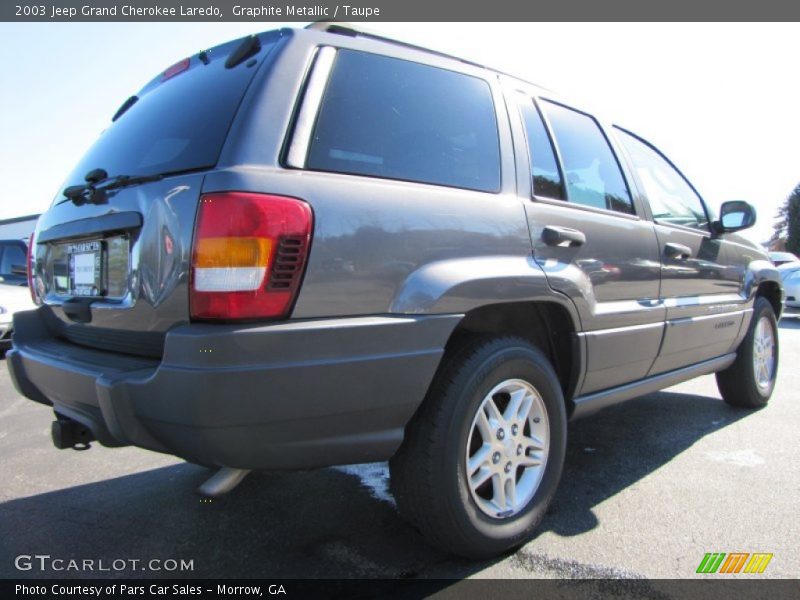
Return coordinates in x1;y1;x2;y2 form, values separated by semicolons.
7;308;460;469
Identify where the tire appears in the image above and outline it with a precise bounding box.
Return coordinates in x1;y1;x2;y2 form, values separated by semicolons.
716;297;779;408
389;336;567;559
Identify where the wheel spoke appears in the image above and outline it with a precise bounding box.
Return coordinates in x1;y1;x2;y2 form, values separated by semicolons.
470;465;494;490
504;388;527;421
522;433;545;452
475;409;493;440
505;476;517;509
519;452;543;468
491;473;506;511
518;395;535;425
468;444;492;476
484;396;504;424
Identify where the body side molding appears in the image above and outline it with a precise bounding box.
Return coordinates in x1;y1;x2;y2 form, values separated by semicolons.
571;353;736;418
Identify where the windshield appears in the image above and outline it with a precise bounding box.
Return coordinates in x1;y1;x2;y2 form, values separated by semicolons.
60;32;282;191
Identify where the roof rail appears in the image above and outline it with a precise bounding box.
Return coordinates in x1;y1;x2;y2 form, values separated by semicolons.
304;21;485;70
305;21;359;34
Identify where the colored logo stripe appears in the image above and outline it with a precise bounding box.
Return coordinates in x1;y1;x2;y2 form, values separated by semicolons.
696;552;773;574
744;553;773;574
719;553;749;573
697;553;726;573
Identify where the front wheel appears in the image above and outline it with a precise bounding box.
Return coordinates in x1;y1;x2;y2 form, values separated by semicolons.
716;297;779;409
389;336;567;559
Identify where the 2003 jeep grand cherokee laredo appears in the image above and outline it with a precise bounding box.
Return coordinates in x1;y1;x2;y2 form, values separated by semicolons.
8;24;783;558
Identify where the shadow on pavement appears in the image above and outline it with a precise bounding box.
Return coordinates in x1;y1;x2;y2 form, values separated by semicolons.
0;462;450;579
0;390;752;579
543;390;749;538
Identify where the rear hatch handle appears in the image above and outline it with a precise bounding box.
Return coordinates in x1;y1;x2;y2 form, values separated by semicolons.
37;212;142;243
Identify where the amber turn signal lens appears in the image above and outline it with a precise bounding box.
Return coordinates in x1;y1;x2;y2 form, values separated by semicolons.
193;237;273;268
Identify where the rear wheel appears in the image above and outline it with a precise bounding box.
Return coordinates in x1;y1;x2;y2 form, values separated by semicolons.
716;297;779;408
390;336;566;559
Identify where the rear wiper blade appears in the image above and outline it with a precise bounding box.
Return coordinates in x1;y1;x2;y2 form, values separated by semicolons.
63;169;164;206
112;95;138;122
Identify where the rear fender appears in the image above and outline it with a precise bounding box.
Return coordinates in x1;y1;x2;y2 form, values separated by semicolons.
390;254;582;327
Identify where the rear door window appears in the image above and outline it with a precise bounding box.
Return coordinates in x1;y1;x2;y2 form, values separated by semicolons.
541;100;634;215
307;50;501;193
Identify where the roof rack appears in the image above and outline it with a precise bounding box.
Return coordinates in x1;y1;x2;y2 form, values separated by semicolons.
304;22;551;93
304;21;485;70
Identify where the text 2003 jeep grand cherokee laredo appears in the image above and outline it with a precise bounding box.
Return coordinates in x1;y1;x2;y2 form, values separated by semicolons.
8;25;783;558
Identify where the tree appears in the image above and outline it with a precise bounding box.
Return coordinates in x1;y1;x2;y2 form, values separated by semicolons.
772;183;800;255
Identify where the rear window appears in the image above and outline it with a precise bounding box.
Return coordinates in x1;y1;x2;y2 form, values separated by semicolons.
307;50;501;193
62;34;280;188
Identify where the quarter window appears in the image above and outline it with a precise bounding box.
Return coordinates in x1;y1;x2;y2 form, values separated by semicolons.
541;101;634;215
616;129;708;230
307;50;501;193
519;98;565;200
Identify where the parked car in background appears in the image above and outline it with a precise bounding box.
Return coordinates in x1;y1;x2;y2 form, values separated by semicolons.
779;262;800;315
0;239;29;286
7;24;784;559
0;283;35;350
0;239;33;349
769;251;800;267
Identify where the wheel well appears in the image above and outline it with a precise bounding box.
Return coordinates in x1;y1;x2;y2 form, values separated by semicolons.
444;302;579;405
757;281;782;318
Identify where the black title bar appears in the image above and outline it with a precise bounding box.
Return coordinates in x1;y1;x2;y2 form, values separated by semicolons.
4;0;800;22
5;579;800;600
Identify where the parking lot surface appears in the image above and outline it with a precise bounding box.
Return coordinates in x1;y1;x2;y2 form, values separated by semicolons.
1;320;798;580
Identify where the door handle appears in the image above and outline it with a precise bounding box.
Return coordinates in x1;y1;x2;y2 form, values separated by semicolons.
664;242;692;260
637;298;663;308
542;225;586;247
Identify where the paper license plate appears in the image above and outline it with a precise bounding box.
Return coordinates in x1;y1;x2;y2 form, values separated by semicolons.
68;240;103;297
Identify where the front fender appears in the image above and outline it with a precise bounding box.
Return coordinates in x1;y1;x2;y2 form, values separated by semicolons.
744;259;783;298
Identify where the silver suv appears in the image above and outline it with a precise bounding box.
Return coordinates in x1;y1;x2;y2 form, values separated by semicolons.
8;25;783;559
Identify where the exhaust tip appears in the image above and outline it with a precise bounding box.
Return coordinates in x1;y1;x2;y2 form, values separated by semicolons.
197;467;251;498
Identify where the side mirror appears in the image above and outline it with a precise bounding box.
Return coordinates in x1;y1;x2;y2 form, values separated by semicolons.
713;200;756;234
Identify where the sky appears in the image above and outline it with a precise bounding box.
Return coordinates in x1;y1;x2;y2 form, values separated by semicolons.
1;22;798;245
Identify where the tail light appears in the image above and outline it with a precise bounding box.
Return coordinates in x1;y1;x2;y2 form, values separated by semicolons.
190;192;313;320
27;232;41;306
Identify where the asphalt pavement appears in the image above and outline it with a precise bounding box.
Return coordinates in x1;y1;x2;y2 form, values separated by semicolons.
1;319;798;580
